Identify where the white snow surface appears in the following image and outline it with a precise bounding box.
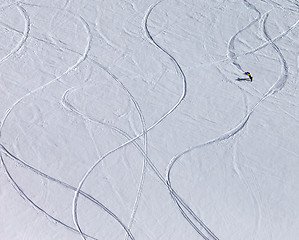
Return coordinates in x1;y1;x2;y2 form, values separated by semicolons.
1;0;299;239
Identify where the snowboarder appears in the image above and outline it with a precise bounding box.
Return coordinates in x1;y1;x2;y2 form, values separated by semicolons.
245;72;253;81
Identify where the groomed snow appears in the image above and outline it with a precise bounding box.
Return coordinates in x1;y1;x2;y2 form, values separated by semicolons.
1;0;299;239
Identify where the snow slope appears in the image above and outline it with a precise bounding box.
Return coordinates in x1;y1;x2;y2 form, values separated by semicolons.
1;0;299;239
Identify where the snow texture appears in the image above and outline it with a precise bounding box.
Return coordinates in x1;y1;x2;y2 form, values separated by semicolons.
1;0;299;239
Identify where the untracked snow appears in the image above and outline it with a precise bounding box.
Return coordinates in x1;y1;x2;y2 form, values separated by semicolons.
1;0;299;239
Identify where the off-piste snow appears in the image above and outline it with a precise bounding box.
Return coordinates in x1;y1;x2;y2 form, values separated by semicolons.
1;0;299;240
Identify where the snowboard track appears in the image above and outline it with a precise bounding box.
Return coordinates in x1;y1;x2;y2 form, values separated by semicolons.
166;1;291;240
0;0;297;240
0;4;30;65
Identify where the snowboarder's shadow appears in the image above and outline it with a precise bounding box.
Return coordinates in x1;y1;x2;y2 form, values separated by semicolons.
236;77;251;82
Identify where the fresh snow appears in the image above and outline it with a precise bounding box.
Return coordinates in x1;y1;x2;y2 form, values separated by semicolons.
1;0;299;239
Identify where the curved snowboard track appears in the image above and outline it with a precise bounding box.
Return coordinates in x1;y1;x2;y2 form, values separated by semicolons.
166;2;290;240
0;4;30;65
0;145;137;240
75;59;149;240
0;0;297;239
0;3;94;240
66;60;148;240
227;0;262;73
72;1;188;239
0;4;92;138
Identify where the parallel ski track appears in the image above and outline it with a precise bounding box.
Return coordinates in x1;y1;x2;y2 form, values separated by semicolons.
0;146;135;240
1;1;186;239
0;155;101;240
0;2;146;239
0;0;295;239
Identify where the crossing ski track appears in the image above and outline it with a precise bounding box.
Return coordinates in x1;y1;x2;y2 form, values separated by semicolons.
167;0;293;233
0;144;134;240
0;1;95;239
0;3;92;138
0;4;30;65
1;0;299;240
71;1;188;239
166;1;294;240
